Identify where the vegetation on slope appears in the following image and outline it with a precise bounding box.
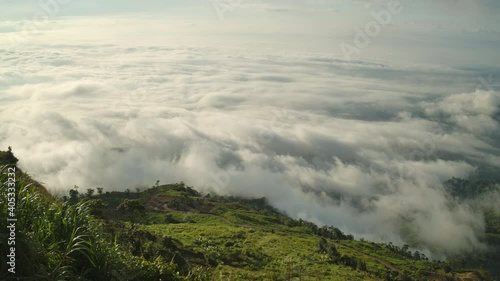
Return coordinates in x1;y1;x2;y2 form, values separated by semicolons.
0;168;179;280
1;149;498;280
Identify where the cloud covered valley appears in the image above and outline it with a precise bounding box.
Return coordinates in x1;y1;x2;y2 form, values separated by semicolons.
1;42;500;259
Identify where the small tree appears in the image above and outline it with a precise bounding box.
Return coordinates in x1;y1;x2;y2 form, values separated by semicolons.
86;188;95;198
97;187;104;196
328;245;340;263
413;250;421;260
69;189;79;205
319;238;328;252
0;147;19;165
74;185;80;198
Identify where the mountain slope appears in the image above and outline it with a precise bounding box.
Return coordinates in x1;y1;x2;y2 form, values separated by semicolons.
0;150;496;281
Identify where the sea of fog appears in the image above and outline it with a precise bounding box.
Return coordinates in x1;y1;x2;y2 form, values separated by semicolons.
1;29;500;258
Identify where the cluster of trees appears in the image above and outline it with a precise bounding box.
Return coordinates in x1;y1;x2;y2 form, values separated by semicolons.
66;185;106;204
381;242;428;261
311;225;354;240
206;193;283;216
65;185;151;205
142;182;199;197
318;238;367;272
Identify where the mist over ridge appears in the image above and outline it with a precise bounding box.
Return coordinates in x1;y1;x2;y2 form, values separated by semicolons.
2;43;499;258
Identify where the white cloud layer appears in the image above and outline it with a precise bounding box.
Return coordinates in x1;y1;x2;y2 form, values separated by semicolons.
1;41;499;257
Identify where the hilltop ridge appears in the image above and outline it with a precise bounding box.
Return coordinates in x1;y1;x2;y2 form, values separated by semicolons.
1;150;498;281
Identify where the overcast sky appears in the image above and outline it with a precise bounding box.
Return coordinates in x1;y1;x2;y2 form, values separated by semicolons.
1;0;500;257
1;0;500;66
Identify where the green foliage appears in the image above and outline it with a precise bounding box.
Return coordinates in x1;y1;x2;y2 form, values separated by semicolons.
86;188;95;198
69;189;79;205
0;148;18;165
117;199;146;223
84;199;107;218
0;165;179;281
1;150;497;281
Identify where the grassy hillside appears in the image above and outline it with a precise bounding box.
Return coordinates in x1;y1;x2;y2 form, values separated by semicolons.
1;150;497;281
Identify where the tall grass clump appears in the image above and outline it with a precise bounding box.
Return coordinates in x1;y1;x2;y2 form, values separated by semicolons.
0;165;179;280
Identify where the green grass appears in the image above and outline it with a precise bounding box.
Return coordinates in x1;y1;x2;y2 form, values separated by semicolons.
109;184;486;280
3;150;498;281
140;200;438;280
144;221;379;280
0;165;180;281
